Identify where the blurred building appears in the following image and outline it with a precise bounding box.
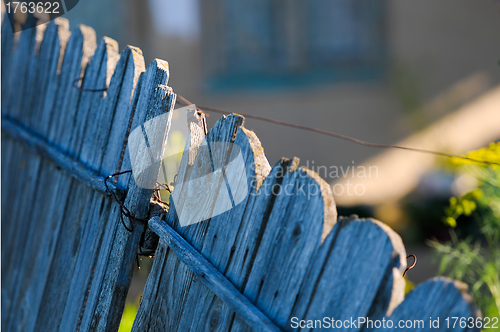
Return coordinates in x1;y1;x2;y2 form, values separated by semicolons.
62;0;500;207
199;1;386;90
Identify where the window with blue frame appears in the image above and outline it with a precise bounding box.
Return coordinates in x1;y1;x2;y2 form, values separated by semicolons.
200;0;387;90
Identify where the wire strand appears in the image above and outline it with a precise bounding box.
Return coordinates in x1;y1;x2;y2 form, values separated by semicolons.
403;254;417;278
176;95;500;167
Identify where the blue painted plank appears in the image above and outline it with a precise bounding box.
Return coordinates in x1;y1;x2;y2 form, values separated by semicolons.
80;59;174;332
99;46;145;178
30;18;71;133
1;118;125;198
1;19;71;332
290;218;407;332
371;278;480;332
145;216;281;332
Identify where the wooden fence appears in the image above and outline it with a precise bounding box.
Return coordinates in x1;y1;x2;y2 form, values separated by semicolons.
2;14;480;331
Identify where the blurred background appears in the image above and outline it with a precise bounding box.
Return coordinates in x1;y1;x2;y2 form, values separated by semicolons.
51;0;500;317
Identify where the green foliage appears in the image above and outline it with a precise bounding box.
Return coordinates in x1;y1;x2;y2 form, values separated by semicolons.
430;142;500;318
118;298;140;332
450;142;500;167
443;189;481;227
404;279;415;295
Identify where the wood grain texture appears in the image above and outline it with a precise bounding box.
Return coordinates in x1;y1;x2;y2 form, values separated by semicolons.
1;24;74;328
105;53;147;189
0;14;166;332
81;59;175;332
132;114;270;331
1;18;72;332
1;13;15;101
133;111;480;332
31;18;71;133
132;113;342;332
369;278;480;332
30;32;122;332
49;25;97;150
0;17;38;283
3;14;38;116
1;118;125;199
0;15;42;251
289;217;407;332
56;46;144;332
17;18;48;126
0;18;62;275
99;46;145;176
3;20;98;332
145;217;281;332
1;13;482;332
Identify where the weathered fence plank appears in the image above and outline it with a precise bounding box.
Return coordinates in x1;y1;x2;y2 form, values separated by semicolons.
2;20;71;291
31;33;119;332
18;20;46;125
33;18;72;134
99;46;145;177
1;13;173;332
4;15;37;117
46;26;99;146
1;12;15;100
290;218;406;331
26;36;121;331
4;21;98;332
147;216;281;332
32;180;94;332
371;278;480;332
5;27;95;330
1;17;41;265
132;114;270;331
81;59;174;332
1;119;125;198
2;13;481;332
1;19;72;330
57;47;145;332
132;112;479;331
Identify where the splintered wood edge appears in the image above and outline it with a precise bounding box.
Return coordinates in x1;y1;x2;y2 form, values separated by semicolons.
154;58;170;85
452;279;482;318
102;36;120;97
240;125;336;243
188;110;208;166
77;25;97;78
240;127;272;191
190;120;336;245
299;167;338;244
126;46;145;104
35;23;47;55
54;18;71;75
369;218;407;316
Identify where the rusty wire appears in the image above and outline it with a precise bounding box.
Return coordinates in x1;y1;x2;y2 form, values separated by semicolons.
402;254;417;278
104;170;149;232
177;95;500;167
71;81;500;167
136;250;156;269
